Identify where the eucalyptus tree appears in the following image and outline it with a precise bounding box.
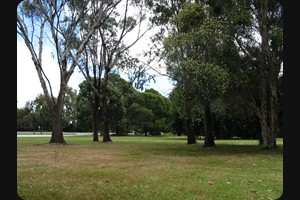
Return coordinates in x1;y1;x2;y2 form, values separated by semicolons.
163;2;229;147
71;0;123;141
227;0;283;149
202;0;283;148
250;0;283;149
75;0;152;142
17;0;112;143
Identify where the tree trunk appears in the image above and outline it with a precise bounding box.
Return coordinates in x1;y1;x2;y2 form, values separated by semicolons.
143;125;148;136
49;104;66;144
92;95;100;141
259;75;277;149
203;102;215;147
257;0;278;149
92;109;100;141
116;126;120;135
102;68;112;142
185;100;197;144
268;65;278;148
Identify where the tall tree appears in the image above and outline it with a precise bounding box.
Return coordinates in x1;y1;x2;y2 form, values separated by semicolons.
253;0;283;149
17;0;110;143
163;2;229;146
74;0;123;141
231;0;283;149
75;0;152;142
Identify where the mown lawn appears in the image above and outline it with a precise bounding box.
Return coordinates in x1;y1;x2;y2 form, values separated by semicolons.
17;135;283;200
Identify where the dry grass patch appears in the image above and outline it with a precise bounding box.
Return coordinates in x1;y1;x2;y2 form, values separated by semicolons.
17;136;283;200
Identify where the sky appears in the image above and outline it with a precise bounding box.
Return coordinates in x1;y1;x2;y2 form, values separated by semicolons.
17;39;174;109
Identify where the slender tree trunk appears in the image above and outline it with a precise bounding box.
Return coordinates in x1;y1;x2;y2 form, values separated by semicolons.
203;102;215;147
143;125;148;136
260;74;277;149
102;67;112;142
269;65;278;148
49;103;66;144
92;95;100;141
116;126;120;135
185;100;197;144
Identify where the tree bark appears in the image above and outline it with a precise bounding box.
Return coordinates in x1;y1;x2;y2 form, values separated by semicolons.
185;100;197;144
257;0;278;149
203;101;215;147
102;67;112;142
49;102;66;144
92;95;100;141
268;63;278;148
259;72;277;149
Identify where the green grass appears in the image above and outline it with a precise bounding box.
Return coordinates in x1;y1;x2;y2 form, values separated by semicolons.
17;135;283;200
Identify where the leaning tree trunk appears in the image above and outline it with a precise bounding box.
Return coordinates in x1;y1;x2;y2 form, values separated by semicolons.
49;103;66;144
203;101;215;147
185;100;197;144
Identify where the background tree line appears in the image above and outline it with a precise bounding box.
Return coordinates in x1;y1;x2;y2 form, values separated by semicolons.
17;73;173;136
17;72;283;140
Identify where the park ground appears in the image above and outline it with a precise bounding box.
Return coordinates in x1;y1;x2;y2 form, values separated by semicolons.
17;134;283;200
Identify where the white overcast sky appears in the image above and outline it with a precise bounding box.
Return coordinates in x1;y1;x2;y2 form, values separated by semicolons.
17;38;174;108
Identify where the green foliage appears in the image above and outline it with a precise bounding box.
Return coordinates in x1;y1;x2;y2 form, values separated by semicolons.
126;103;154;133
172;2;207;32
17;107;35;131
179;60;229;101
151;3;174;25
75;94;93;132
107;76;127;132
163;2;229;105
63;87;78;131
33;94;52;131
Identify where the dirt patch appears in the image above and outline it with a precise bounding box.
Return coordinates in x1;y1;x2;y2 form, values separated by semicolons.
32;142;77;147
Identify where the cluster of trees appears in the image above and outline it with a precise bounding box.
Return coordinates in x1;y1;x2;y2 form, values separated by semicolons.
17;74;173;136
146;0;283;149
17;0;153;143
17;0;282;149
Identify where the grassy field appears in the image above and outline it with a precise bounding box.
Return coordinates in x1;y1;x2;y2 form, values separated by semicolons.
17;135;283;200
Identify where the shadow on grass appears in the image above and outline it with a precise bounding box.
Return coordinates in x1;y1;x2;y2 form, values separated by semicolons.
149;142;283;158
19;135;283;158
